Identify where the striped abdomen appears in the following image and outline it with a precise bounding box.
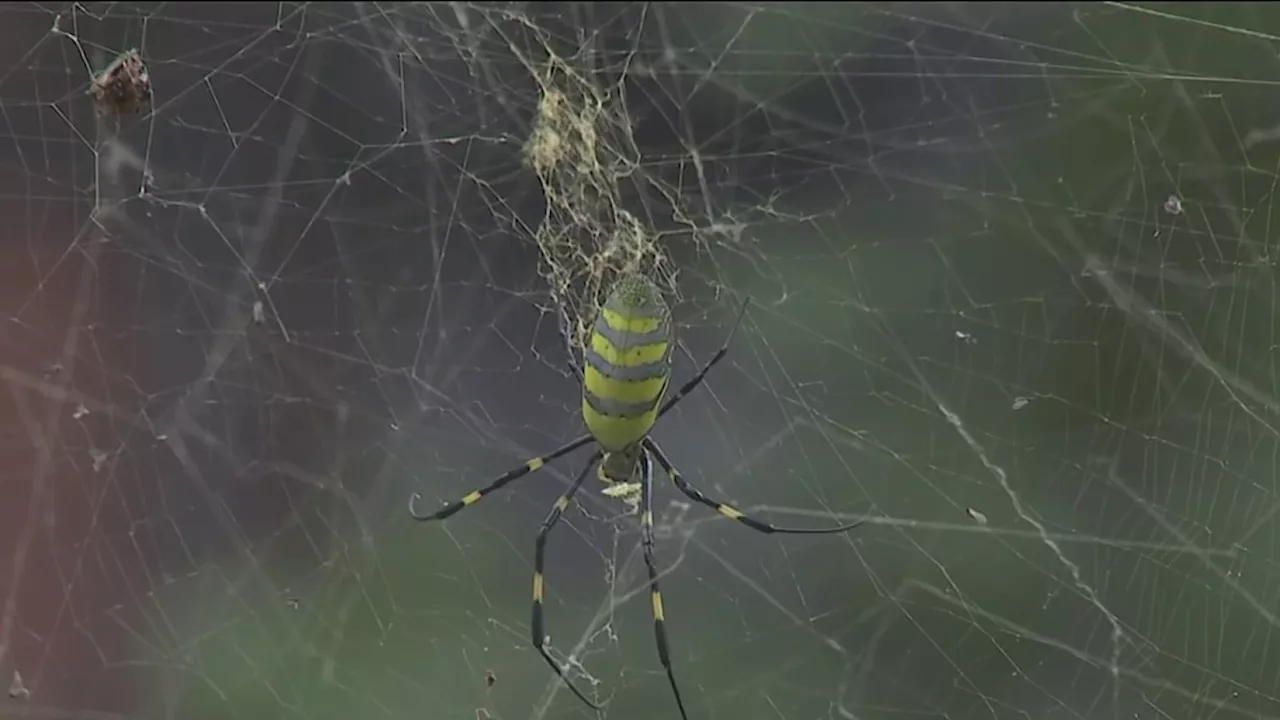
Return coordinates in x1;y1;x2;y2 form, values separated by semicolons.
582;275;673;452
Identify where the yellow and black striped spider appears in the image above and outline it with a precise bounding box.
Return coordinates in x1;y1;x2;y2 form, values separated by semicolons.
409;274;861;719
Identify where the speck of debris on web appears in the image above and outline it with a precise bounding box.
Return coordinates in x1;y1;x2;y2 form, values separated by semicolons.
88;49;151;116
8;670;28;699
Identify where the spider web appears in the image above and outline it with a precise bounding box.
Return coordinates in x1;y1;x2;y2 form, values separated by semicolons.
1;2;1278;720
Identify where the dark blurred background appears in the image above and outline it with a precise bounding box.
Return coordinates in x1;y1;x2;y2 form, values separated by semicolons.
1;3;1278;719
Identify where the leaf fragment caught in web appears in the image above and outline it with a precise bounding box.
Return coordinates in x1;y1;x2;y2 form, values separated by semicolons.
88;48;151;116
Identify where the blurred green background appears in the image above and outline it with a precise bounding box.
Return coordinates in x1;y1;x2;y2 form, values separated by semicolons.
1;3;1278;720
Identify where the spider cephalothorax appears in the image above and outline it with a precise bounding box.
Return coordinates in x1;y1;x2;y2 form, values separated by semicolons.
597;444;646;510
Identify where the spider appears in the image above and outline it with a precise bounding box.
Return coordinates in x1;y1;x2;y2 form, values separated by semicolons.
409;273;863;719
88;49;151;116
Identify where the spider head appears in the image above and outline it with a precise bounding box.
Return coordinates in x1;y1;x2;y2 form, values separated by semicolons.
598;444;644;484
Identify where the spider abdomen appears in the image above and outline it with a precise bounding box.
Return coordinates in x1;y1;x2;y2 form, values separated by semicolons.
582;275;673;451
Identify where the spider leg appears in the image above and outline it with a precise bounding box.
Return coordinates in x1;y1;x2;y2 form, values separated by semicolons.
645;437;864;535
655;296;750;420
559;305;585;381
408;434;593;521
637;448;691;720
531;450;605;710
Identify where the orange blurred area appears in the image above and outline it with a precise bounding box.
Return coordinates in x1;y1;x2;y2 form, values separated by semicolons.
0;191;138;710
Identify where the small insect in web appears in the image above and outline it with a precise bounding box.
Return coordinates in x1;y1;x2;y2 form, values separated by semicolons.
88;49;151;116
600;479;643;514
409;273;866;720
